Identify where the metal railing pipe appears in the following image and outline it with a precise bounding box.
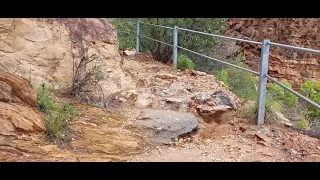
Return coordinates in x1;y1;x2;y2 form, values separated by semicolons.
177;46;259;75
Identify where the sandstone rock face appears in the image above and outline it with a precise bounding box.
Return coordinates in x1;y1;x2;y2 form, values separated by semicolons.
0;18;133;100
0;71;36;106
224;18;320;87
0;71;45;135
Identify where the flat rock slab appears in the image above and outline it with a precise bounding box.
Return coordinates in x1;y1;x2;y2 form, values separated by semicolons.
134;109;199;144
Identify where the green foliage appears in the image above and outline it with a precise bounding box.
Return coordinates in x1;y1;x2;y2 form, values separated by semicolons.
63;101;79;116
236;95;283;123
107;18;137;50
107;18;228;64
36;83;78;140
216;69;229;86
300;80;320;121
264;96;284;122
296;119;310;130
177;54;195;70
268;81;298;107
215;57;257;101
36;82;58;113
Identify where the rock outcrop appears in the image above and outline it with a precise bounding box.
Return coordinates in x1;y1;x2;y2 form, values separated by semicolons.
0;71;45;136
224;18;320;87
0;18;133;102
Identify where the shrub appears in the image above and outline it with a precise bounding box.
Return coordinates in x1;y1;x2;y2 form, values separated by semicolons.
216;58;257;101
36;82;58;113
296;119;310;130
36;83;78;140
107;18;137;50
268;81;298;107
108;18;228;63
69;48;106;103
236;95;283;123
177;54;195;70
300;80;320;121
236;100;256;120
216;69;229;86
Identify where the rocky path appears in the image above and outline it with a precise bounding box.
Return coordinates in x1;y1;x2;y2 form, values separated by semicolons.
130;122;320;162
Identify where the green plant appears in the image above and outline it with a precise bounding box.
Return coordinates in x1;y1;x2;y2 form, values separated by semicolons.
216;69;229;86
216;58;257;101
36;83;58;113
236;100;256;120
46;109;68;139
268;81;298;107
63;101;79;117
236;95;283;123
296;119;310;130
300;80;320;121
177;54;195;70
36;83;78;140
107;18;137;50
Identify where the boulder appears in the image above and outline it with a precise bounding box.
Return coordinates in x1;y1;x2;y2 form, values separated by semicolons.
164;97;189;112
196;105;234;124
193;92;212;104
212;91;237;110
134;109;198;144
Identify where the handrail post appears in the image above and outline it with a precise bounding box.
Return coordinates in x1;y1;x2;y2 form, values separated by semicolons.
257;39;270;125
136;21;140;53
173;26;178;72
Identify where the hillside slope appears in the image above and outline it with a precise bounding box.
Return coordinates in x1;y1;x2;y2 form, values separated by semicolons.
224;18;320;87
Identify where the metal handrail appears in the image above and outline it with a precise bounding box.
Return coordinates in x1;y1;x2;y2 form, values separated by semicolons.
266;75;320;109
177;46;259;75
177;27;261;45
269;41;320;55
138;21;173;30
139;34;173;47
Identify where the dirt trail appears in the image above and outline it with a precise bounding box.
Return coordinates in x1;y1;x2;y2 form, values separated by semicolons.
130;122;320;162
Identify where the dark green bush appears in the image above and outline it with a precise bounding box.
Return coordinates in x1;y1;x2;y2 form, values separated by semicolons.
107;18;228;64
